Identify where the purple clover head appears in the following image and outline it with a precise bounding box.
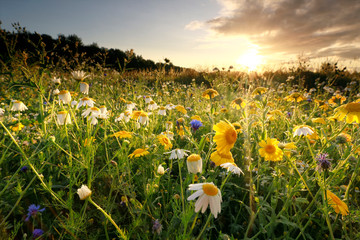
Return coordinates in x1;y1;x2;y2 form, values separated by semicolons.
25;204;45;222
152;219;162;235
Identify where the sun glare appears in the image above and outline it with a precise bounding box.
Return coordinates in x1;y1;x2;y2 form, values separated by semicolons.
236;49;263;71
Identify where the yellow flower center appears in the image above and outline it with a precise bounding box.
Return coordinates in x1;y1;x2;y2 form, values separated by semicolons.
59;90;69;94
345;102;360;112
225;129;237;144
82;97;91;101
58;111;67;114
265;144;276;154
91;107;100;111
202;183;218;196
160;107;166;110
187;154;201;162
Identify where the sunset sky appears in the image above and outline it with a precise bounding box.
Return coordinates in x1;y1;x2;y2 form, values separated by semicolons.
1;0;360;71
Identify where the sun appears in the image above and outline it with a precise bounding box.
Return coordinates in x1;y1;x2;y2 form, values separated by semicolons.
236;49;263;71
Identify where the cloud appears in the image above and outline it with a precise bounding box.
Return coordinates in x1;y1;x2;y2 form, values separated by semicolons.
185;20;205;30
206;0;360;60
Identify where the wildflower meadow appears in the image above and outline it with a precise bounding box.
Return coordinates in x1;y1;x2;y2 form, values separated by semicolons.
1;36;360;240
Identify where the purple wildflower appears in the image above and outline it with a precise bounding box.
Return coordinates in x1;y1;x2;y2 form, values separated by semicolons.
32;228;44;239
21;166;28;173
316;153;332;172
25;204;45;222
190;120;203;131
152;219;162;235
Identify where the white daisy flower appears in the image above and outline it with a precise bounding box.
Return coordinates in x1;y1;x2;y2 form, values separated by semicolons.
77;185;92;200
71;100;78;108
148;101;159;111
57;111;71;125
98;105;109;119
144;96;152;104
158;106;166;116
126;101;136;111
220;163;244;176
0;108;4;115
186;154;202;174
157;165;165;175
80;82;89;94
165;148;189;159
82;107;100;118
161;131;174;140
11;100;28;111
187;182;222;218
115;110;131;123
51;77;61;85
138;112;149;125
53;89;60;95
72;70;88;81
293;125;314;137
165;103;176;110
58;90;71;104
77;97;95;109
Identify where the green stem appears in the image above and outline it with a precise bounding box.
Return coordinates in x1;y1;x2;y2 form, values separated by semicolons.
88;197;127;239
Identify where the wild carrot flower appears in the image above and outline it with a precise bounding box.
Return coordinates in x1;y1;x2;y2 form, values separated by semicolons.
11;100;28;111
259;138;283;161
326;190;349;215
128;148;149;158
187;182;222;218
186;154;202;174
77;185;92;200
333;102;360;124
25;204;45;221
202;89;219;99
213;121;237;154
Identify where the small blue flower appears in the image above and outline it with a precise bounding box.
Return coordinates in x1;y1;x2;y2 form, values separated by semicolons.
21;166;28;173
25;204;45;222
32;228;44;238
190;120;203;131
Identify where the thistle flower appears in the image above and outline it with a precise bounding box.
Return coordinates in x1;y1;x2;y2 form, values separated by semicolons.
77;185;92;200
79;82;89;94
11;100;28;111
25;204;45;221
316;153;332;172
152;219;163;235
187;182;222;218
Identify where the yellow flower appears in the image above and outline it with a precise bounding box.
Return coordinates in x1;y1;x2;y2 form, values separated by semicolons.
157;134;173;150
312;118;326;124
328;95;346;106
284;92;305;102
252;87;267;96
191;115;202;122
326;190;349;215
111;131;133;139
131;111;143;120
213;121;237;154
10;122;25;132
128;148;150;159
232;122;242;133
175;105;187;114
259;138;283;161
84;137;96;146
333;102;360;124
230;97;246;109
202;89;219;99
210;151;234;166
220;108;228;113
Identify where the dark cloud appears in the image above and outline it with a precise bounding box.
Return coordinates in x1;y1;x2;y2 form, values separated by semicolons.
208;0;360;59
